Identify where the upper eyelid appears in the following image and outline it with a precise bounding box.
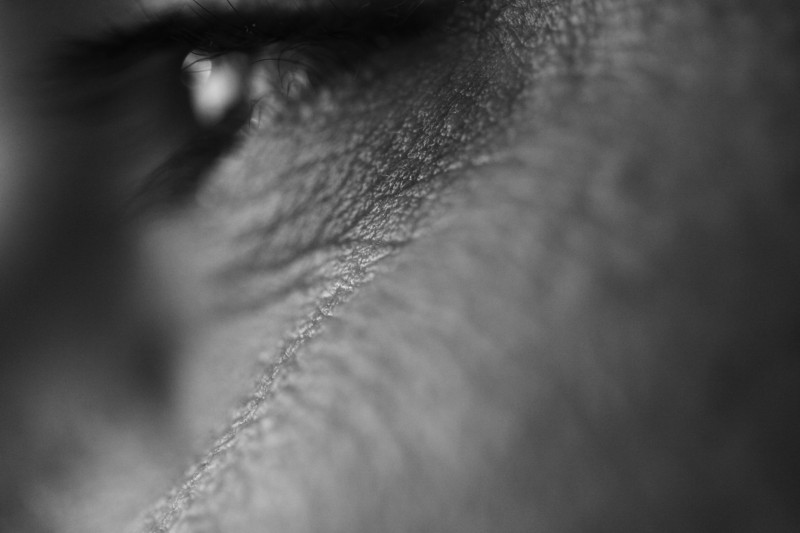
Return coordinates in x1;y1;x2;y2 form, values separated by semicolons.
58;0;457;68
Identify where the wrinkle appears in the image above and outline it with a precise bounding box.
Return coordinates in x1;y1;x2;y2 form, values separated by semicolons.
140;0;800;531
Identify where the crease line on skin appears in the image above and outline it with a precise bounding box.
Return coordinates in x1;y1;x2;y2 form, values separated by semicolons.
137;147;490;530
133;2;542;530
137;253;370;532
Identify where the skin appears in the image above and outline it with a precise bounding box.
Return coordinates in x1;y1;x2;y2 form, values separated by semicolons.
1;0;799;532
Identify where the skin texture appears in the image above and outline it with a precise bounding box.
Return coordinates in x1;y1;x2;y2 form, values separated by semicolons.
1;0;799;532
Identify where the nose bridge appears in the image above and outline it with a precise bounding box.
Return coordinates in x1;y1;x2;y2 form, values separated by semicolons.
1;93;177;441
0;2;203;370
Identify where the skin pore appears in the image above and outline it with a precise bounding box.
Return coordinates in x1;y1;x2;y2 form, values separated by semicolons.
1;0;799;532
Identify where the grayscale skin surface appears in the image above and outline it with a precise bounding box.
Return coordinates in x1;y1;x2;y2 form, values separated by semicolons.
0;0;799;532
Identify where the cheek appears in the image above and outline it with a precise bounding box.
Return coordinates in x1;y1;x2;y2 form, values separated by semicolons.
168;4;800;532
171;11;534;442
171;80;506;455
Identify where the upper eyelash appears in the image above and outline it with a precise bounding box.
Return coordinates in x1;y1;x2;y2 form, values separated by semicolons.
62;0;454;65
53;0;453;108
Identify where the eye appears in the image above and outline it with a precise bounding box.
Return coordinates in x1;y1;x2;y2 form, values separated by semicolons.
55;2;454;209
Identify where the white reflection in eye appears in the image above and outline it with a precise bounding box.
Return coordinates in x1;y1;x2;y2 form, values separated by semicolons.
182;52;249;127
